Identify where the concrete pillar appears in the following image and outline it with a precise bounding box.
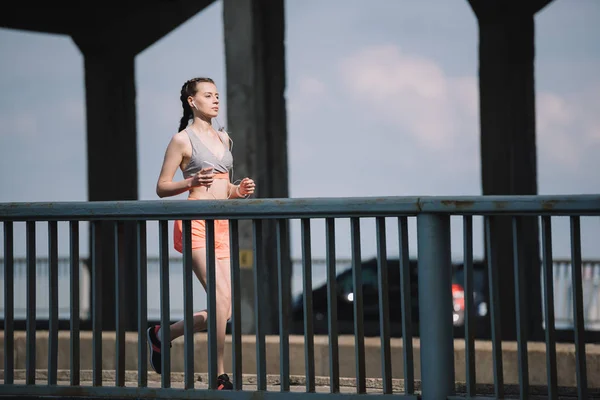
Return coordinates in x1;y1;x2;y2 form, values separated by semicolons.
223;0;290;335
68;2;216;333
73;44;139;332
468;0;554;341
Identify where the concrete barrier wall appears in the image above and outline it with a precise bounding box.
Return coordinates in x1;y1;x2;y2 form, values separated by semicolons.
0;331;597;388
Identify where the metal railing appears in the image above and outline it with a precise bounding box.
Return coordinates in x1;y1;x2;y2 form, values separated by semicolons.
1;195;599;399
1;256;599;331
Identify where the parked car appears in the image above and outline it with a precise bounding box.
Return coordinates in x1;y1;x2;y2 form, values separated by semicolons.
451;261;489;329
291;257;489;338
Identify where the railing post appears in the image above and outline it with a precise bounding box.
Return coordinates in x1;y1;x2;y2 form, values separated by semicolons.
417;213;455;400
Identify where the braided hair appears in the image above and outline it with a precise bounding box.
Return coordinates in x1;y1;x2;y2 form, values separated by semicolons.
178;77;215;131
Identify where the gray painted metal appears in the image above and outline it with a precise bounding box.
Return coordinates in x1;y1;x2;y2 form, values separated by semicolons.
485;217;504;398
325;217;340;393
1;195;599;221
541;217;558;400
48;221;58;386
205;220;218;390
1;194;598;399
277;219;291;392
159;220;172;388
376;217;392;394
182;220;194;390
301;218;315;393
398;216;414;394
3;221;14;385
417;214;455;400
351;217;366;394
463;216;476;397
228;220;243;391
252;219;267;391
136;221;147;388
91;222;102;387
69;221;80;386
25;221;35;385
512;217;530;399
570;217;588;399
114;222;126;387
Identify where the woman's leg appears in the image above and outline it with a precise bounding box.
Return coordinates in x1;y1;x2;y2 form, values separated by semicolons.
213;256;232;374
157;249;232;375
160;248;209;340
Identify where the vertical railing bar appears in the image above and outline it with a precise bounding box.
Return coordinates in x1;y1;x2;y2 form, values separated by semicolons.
91;221;103;387
4;221;14;385
569;216;588;400
325;218;339;393
376;217;392;394
137;220;148;387
277;218;291;392
48;221;59;385
26;220;36;385
229;219;242;390
541;216;558;400
512;216;529;399
114;221;125;387
351;217;366;394
485;216;504;399
206;219;218;390
253;219;267;391
69;221;80;386
398;216;414;394
301;218;315;393
182;219;195;390
417;214;455;399
463;216;476;396
159;220;171;388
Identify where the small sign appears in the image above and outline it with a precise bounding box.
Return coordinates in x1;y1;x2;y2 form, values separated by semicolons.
239;249;253;268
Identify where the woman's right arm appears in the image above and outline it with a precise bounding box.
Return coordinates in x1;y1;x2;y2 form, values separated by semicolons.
156;134;194;198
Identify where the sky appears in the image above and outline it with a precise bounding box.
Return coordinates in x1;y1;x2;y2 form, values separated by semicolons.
0;0;599;263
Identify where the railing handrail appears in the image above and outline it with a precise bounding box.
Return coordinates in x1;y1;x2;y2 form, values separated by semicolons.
1;194;599;220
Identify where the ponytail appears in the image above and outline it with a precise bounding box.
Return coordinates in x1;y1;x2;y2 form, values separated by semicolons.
178;108;192;131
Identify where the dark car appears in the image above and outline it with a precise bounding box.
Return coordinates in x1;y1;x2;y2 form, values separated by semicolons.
451;261;489;329
291;257;489;338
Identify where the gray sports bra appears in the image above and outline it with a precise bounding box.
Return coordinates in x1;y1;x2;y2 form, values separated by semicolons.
182;127;233;178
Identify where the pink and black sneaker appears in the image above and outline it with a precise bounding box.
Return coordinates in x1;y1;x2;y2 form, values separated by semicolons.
147;325;164;374
217;373;233;390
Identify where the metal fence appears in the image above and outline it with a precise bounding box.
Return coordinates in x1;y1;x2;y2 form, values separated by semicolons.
1;257;599;331
1;195;599;399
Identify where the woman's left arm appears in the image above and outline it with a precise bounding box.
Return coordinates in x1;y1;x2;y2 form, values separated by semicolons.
228;177;255;199
222;130;256;199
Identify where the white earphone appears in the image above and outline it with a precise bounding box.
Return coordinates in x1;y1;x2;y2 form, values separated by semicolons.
191;101;198;109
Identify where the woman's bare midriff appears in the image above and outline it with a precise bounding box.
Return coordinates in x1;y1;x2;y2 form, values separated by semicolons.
188;178;230;200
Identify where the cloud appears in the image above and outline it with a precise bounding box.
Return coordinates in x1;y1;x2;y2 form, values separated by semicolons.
338;44;479;152
536;92;579;167
0;111;39;139
330;44;481;186
536;82;600;176
335;44;600;186
286;45;486;199
287;76;327;115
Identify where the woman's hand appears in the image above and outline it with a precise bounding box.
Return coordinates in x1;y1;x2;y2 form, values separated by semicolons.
237;177;255;197
190;167;214;188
